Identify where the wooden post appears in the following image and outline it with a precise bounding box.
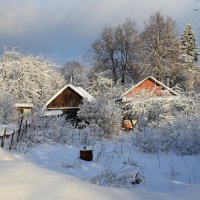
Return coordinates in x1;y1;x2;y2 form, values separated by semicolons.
17;116;23;143
9;129;15;151
1;127;7;148
24;119;28;134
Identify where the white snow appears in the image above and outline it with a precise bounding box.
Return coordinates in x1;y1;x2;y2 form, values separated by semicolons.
0;148;15;161
76;86;95;102
15;103;34;108
10;141;200;200
0;142;200;199
0;148;159;200
22;143;200;192
42;110;63;116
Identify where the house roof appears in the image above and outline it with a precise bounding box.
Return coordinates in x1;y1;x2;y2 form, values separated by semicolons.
121;76;178;98
41;84;94;114
76;86;94;102
15;103;34;108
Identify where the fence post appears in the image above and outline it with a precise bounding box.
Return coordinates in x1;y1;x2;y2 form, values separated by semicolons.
17;116;24;143
9;129;15;151
1;127;7;148
25;119;28;134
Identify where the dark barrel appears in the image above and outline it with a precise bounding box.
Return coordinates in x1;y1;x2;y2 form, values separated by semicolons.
79;149;93;161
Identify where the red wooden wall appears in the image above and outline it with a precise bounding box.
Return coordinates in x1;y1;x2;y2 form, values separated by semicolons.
126;79;165;97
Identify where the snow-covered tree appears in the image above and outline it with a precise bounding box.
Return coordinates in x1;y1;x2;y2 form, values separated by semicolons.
60;61;88;87
180;24;199;65
0;92;17;124
141;12;181;82
179;25;200;91
77;71;124;137
0;48;65;107
78;97;122;137
88;19;141;85
86;71;125;100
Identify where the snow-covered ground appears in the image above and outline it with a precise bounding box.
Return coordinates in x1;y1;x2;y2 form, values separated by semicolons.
0;147;199;200
9;138;200;200
0;148;135;200
21;142;200;191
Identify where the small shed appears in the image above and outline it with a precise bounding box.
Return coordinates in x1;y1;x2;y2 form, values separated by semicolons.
15;103;34;117
41;84;94;119
121;76;178;102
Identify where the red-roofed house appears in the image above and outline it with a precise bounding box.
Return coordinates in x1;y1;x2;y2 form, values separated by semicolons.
121;76;178;102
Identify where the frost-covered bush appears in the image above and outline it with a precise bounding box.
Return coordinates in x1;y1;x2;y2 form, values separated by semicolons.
78;121;103;148
168;118;200;154
77;72;124;137
134;128;160;153
132;117;200;155
125;93;200;129
19;111;105;150
78;97;122;137
89;139;144;188
90;170;136;188
127;92;200;155
19;112;80;148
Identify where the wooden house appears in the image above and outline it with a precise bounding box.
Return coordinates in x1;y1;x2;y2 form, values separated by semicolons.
120;76;178;130
15;103;34;117
41;84;94;120
121;76;178;102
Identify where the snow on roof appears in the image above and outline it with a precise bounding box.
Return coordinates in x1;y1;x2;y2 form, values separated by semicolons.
15;103;34;108
46;84;94;107
77;87;94;102
42;110;63;117
121;76;178;98
41;84;94;114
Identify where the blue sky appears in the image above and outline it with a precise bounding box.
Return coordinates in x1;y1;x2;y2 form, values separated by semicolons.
0;0;199;65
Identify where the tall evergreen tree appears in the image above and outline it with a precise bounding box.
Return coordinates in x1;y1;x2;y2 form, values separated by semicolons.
180;24;199;65
180;25;200;91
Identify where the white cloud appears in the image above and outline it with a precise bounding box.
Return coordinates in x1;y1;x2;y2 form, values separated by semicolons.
0;0;197;36
0;0;198;63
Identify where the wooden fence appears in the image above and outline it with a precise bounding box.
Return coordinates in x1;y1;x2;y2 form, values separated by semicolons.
0;116;29;151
